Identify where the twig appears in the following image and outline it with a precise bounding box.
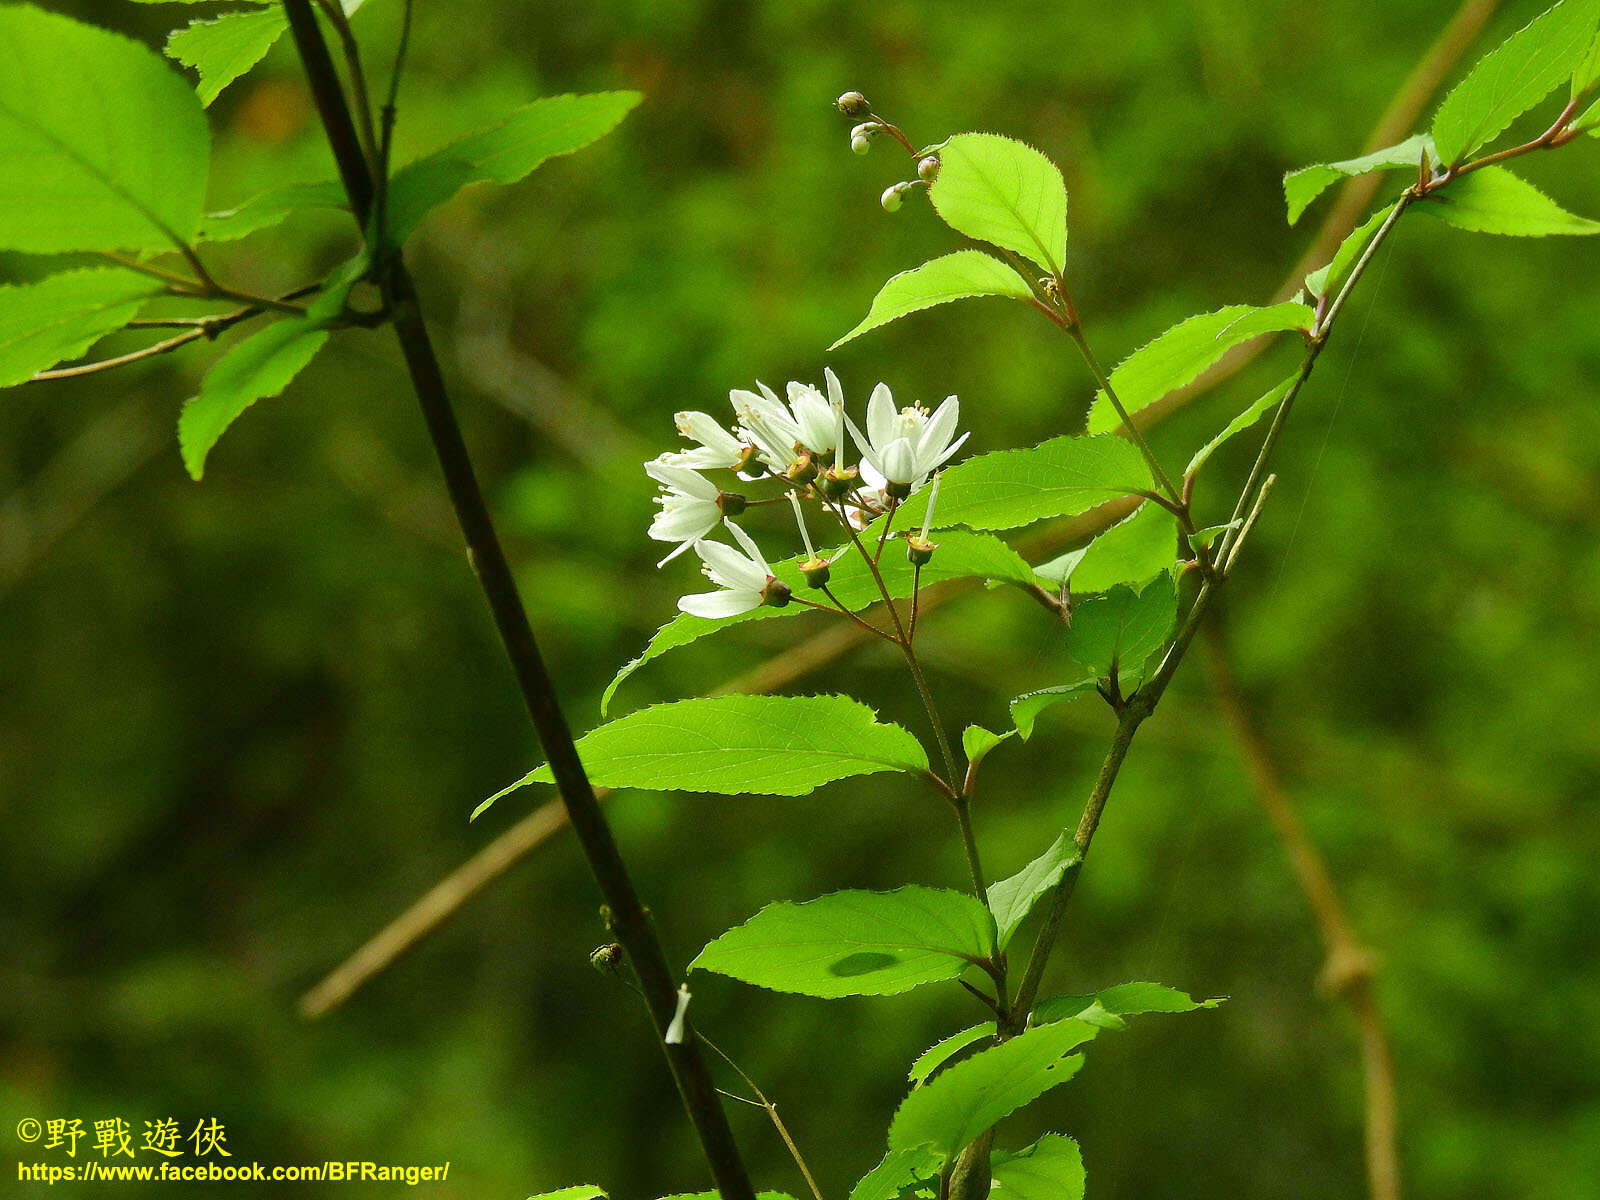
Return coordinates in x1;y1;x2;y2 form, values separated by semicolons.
698;1034;826;1200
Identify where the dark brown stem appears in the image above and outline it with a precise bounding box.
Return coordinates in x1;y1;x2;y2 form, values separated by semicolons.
281;4;754;1195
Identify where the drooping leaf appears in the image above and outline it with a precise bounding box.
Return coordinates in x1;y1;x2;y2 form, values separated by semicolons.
384;92;642;243
1282;132;1432;225
690;886;996;999
1304;202;1396;300
1064;575;1178;687
991;1134;1086;1200
848;1148;941;1200
928;133;1068;274
830;250;1033;349
1431;0;1600;166
1009;680;1098;739
1085;302;1312;433
198;180;349;242
895;433;1153;533
1034;499;1177;595
1185;374;1297;477
602;530;1036;713
908;1025;996;1086
887;1019;1096;1161
960;724;1013;768
0;269;163;387
477;695;929;818
1033;982;1225;1026
1418;166;1600;236
0;5;210;253
986;832;1079;949
165;5;287;107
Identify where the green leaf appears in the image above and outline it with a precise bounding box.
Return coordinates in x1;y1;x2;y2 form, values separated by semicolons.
165;5;287;107
0;5;210;253
199;180;349;242
527;1189;608;1200
1283;133;1432;225
1573;27;1600;98
908;1025;995;1086
1009;681;1098;739
690;886;996;999
830;251;1033;349
0;268;163;387
657;1193;797;1200
895;433;1153;534
991;1134;1086;1200
178;258;362;479
1418;166;1600;235
1431;0;1600;165
928;133;1068;274
1065;576;1178;687
848;1149;941;1200
385;92;642;243
478;694;928;817
1185;375;1296;477
1085;302;1312;434
1581;96;1600;132
961;724;1013;768
1304;203;1395;300
1034;500;1177;595
602;530;1036;714
1033;981;1224;1025
986;832;1080;949
888;1019;1095;1161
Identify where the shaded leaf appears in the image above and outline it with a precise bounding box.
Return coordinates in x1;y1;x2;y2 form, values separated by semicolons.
385;92;642;243
165;5;286;107
1034;500;1177;595
478;694;928;817
1065;576;1178;687
1010;680;1098;739
888;1020;1095;1161
691;886;995;999
0;268;163;387
526;1189;608;1200
928;133;1068;274
1085;302;1312;433
848;1148;941;1200
986;832;1079;949
991;1134;1085;1200
1283;133;1432;225
830;250;1033;349
1033;981;1225;1026
199;180;349;242
1418;166;1600;235
0;5;209;253
1185;374;1296;477
908;1025;995;1086
1304;202;1395;300
1431;0;1600;165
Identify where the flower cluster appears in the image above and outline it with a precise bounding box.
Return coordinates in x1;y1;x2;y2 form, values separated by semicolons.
644;370;967;617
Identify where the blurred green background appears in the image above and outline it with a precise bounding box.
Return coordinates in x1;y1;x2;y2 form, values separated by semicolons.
4;1;1599;1197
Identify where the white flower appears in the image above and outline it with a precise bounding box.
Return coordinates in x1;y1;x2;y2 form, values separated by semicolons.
678;522;781;618
786;367;846;459
646;457;723;566
732;382;804;473
664;984;691;1045
846;384;968;489
669;410;748;470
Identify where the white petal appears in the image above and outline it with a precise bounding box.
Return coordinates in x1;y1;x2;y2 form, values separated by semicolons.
790;390;836;454
696;538;767;591
723;520;772;576
679;589;763;618
844;414;881;474
655;539;696;568
824;367;844;412
866;383;897;450
649;499;720;542
924;429;971;472
645;458;719;499
880;437;919;485
917;396;960;462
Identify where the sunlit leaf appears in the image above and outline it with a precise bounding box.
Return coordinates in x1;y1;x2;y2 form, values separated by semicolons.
1304;203;1395;300
1431;0;1600;165
1009;680;1098;739
198;180;349;242
986;832;1079;948
0;269;163;387
165;5;287;107
1282;133;1432;225
960;724;1013;768
691;886;995;998
1034;500;1177;595
848;1148;941;1200
1418;166;1600;235
1085;302;1312;433
928;133;1068;274
477;694;929;817
830;251;1033;349
1032;982;1225;1025
0;5;209;253
1185;374;1296;477
991;1134;1086;1200
908;1025;994;1086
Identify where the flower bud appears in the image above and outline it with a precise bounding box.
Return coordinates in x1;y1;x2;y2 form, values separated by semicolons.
800;557;832;589
880;184;904;212
760;577;793;608
836;91;869;116
851;134;871;155
590;943;624;974
917;155;940;181
817;466;859;500
906;535;937;566
716;491;747;518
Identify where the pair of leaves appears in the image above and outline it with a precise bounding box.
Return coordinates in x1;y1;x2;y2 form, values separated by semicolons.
474;693;929;819
691;885;995;999
832;133;1067;347
852;1134;1083;1200
1282;133;1433;226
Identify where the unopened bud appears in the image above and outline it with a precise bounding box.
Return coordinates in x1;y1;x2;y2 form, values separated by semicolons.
761;578;793;608
590;943;624;974
836;91;869;116
817;466;859;500
906;536;937;566
716;491;747;518
880;184;904;213
917;155;940;181
800;557;832;588
851;133;872;155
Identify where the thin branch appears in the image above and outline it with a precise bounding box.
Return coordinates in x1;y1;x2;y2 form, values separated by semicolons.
698;1034;826;1200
